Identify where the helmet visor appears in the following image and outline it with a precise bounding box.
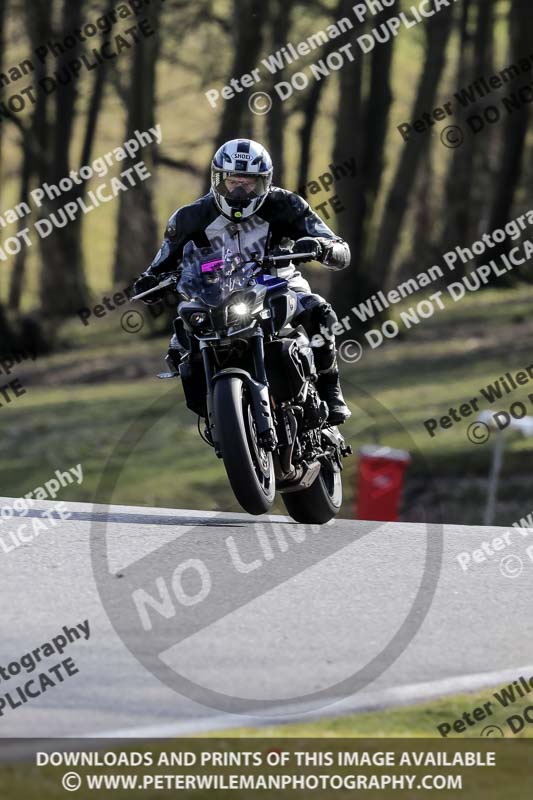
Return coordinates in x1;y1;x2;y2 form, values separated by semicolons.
213;171;270;200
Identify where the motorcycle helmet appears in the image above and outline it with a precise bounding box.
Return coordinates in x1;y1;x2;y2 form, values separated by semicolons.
211;139;273;222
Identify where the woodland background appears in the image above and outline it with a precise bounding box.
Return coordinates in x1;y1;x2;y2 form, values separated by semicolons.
0;0;531;524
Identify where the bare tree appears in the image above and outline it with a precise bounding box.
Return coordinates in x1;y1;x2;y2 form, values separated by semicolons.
469;0;496;230
296;0;352;195
8;127;33;309
330;20;363;295
296;75;326;194
370;7;455;293
9;0;52;309
329;2;398;314
0;0;6;243
265;0;294;186
401;134;435;280
0;0;5;209
486;0;530;252
36;0;91;317
439;0;475;280
10;0;114;311
79;0;117;176
0;0;15;351
113;0;163;285
210;0;269;161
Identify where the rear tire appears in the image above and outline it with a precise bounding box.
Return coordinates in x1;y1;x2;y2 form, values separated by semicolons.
213;376;275;515
282;463;342;524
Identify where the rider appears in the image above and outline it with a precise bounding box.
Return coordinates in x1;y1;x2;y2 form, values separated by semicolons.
134;138;351;424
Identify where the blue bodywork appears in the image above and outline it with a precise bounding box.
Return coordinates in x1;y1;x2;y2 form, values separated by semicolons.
255;274;288;291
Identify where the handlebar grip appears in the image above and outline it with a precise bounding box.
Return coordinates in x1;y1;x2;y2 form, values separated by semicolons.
131;274;177;302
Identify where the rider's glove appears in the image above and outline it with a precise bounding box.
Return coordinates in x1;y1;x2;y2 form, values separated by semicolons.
133;273;161;305
270;244;293;258
292;237;324;263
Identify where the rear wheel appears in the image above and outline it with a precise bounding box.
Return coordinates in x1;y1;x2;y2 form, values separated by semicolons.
282;462;342;524
213;376;275;515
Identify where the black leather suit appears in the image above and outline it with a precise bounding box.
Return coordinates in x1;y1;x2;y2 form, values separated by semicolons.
142;187;350;375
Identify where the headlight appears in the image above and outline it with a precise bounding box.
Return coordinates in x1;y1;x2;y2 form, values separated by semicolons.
231;302;249;316
190;312;208;327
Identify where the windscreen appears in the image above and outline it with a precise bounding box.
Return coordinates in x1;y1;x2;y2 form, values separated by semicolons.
177;240;255;307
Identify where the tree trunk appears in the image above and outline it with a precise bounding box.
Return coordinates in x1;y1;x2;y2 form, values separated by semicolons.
469;0;495;231
486;0;530;249
0;0;4;216
360;2;397;226
439;0;474;280
8;132;33;309
330;18;364;314
296;0;350;196
113;0;162;284
408;134;435;275
0;0;13;350
329;2;397;315
37;0;89;317
9;0;70;310
214;0;268;146
0;0;5;244
205;0;269;191
265;0;293;187
370;7;455;292
296;78;324;196
79;0;117;176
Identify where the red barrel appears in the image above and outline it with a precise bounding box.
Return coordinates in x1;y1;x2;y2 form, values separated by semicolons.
355;445;411;521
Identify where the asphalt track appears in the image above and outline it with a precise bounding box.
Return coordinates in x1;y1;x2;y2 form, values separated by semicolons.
1;498;532;737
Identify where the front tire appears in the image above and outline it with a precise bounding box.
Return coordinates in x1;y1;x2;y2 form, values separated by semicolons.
282;463;342;524
213;376;275;515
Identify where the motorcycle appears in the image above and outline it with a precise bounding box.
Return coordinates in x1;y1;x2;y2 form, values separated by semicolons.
132;240;352;524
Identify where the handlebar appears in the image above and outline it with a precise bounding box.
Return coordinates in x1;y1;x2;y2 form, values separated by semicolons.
131;274;177;302
130;252;316;302
246;252;316;268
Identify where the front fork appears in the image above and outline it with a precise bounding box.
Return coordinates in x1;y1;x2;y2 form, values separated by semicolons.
201;343;217;453
201;332;277;456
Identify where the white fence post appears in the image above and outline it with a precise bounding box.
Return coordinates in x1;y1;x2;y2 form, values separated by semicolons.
477;411;533;526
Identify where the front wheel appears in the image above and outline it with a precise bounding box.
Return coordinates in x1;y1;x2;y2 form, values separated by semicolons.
213;376;275;515
282;462;342;524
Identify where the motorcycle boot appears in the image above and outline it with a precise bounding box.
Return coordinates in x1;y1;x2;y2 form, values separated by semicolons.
165;334;183;374
316;362;351;425
296;297;351;425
